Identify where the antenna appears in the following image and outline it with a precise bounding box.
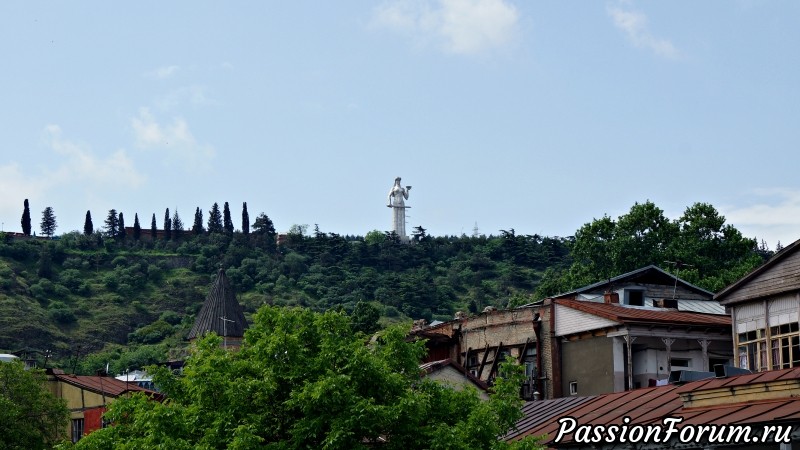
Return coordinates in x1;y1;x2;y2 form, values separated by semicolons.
664;261;694;300
220;316;234;349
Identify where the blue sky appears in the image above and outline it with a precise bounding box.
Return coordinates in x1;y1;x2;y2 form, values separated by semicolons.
1;1;798;248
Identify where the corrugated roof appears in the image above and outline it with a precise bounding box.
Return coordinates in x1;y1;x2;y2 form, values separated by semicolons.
507;367;800;445
677;299;726;315
556;299;731;327
51;371;160;398
187;268;248;340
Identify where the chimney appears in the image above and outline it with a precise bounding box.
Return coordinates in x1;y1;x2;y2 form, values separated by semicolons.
604;291;619;304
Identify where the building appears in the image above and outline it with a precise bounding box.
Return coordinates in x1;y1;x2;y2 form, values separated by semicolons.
46;368;161;443
412;266;731;400
420;359;490;400
187;267;248;348
505;366;800;449
716;238;800;372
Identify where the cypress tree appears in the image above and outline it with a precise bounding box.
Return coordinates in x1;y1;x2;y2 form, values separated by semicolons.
164;208;172;240
21;199;32;236
192;207;204;235
223;201;234;235
40;207;57;238
118;212;126;239
208;203;223;234
104;209;118;238
133;213;141;241
150;214;157;240
242;202;250;236
83;210;94;236
172;209;183;240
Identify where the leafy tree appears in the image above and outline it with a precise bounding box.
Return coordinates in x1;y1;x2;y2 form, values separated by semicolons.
40;206;57;238
37;243;54;278
74;306;540;450
223;201;234;235
172;209;184;240
163;208;172;241
350;300;381;334
21;198;32;236
241;202;250;236
192;207;204;235
104;209;119;238
132;213;141;241
150;213;157;240
118;212;126;240
83;210;94;236
0;360;69;449
252;212;277;251
207;202;223;234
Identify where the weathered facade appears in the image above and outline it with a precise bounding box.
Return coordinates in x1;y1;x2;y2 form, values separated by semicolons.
46;368;160;443
413;266;731;400
716;238;800;372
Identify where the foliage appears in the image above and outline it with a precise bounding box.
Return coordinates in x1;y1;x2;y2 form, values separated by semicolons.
350;300;380;334
22;198;32;236
83;210;94;236
163;208;172;241
104;209;119;238
0;360;69;449
132;213;141;241
241;202;250;236
172;209;184;240
73;307;541;450
192;207;204;235
207;202;223;234
223;201;234;235
40;206;57;238
118;212;126;240
150;214;157;239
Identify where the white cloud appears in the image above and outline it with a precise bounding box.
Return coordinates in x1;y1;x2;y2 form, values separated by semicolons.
131;108;215;172
0;163;48;225
43;125;145;188
145;65;180;79
607;4;679;59
371;0;519;55
155;85;213;111
722;188;800;248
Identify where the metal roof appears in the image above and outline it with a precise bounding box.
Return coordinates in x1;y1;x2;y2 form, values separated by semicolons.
553;265;715;299
187;268;248;340
506;367;800;446
49;369;160;398
677;299;726;315
555;299;731;327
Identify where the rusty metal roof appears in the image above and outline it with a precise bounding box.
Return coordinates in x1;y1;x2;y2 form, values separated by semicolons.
50;370;160;399
507;367;800;446
555;299;731;327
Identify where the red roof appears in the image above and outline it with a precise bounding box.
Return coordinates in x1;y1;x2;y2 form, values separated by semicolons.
50;369;161;399
507;367;800;446
555;299;731;327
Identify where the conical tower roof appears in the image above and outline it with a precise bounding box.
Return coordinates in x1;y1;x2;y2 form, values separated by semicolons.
187;268;248;341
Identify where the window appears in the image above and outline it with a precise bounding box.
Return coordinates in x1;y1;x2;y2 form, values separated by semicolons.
569;381;578;395
770;323;800;370
627;290;644;306
670;358;690;368
738;328;768;372
71;418;84;443
523;347;537;379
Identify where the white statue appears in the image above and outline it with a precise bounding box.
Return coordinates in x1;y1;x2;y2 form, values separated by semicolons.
387;177;411;241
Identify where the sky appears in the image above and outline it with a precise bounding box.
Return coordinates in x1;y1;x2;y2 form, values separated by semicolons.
1;1;798;248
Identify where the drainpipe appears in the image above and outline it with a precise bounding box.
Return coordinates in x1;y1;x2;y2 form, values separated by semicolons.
533;318;542;399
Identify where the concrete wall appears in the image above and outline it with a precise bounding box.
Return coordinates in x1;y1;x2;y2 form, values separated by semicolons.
561;337;615;396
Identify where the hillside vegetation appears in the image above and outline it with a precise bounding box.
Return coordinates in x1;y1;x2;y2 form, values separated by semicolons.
0;200;772;374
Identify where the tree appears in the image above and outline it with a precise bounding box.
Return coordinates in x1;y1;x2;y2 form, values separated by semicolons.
0;360;69;449
350;300;380;334
172;209;184;240
74;306;540;450
252;212;277;251
241;202;250;236
192;207;204;235
104;209;119;238
21;199;32;236
223;201;234;235
118;212;126;240
150;213;157;240
163;208;172;241
83;210;94;236
207;202;223;234
40;207;57;238
132;213;141;241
